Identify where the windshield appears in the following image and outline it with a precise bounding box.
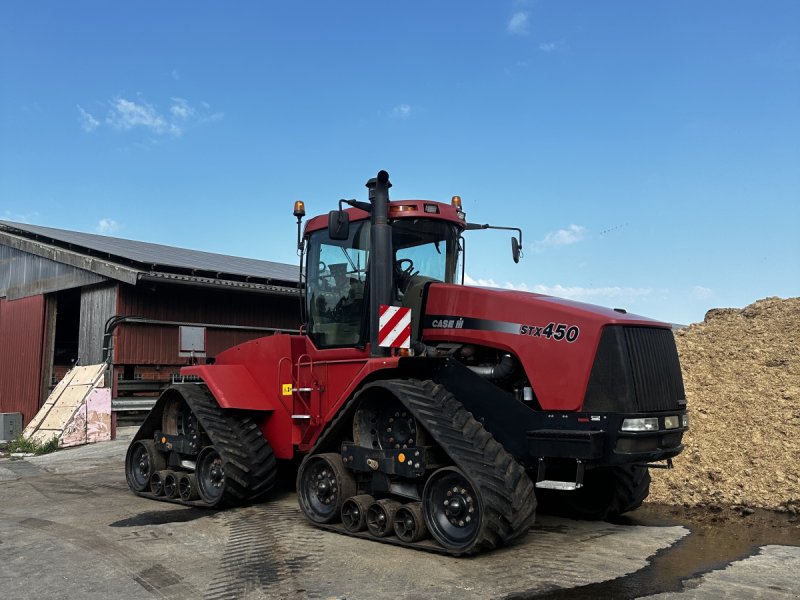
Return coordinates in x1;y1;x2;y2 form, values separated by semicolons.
392;219;461;296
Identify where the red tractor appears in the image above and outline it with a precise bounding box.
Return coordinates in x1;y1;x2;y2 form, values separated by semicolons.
125;171;687;555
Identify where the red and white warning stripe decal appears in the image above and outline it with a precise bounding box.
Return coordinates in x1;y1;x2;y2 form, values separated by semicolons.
378;305;411;349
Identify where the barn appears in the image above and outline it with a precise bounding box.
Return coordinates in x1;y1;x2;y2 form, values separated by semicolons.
0;220;300;426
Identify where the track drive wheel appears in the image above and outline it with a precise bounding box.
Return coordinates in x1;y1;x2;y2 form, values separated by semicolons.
196;447;227;506
297;453;357;524
423;467;483;552
126;440;166;492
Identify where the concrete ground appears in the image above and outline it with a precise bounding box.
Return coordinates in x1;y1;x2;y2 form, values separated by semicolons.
0;430;798;600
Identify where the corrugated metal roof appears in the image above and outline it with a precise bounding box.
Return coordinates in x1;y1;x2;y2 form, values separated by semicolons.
0;220;299;285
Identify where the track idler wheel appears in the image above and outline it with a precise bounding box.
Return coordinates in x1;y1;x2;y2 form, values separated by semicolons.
297;453;357;524
394;501;428;543
341;494;374;532
196;447;227;506
163;471;179;499
422;467;483;552
126;440;167;493
178;473;200;502
366;499;402;538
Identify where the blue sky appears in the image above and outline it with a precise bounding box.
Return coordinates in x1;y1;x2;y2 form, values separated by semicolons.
1;1;798;325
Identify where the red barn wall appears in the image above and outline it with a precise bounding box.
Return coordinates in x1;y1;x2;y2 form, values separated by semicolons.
114;283;300;365
0;295;45;424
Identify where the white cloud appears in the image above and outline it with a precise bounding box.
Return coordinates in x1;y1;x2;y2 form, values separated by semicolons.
107;98;171;134
535;224;586;250
78;105;100;132
391;104;411;119
170;97;195;120
692;285;713;299
464;274;500;288
507;11;529;35
539;40;565;53
464;274;653;302
525;283;653;301
3;209;40;223
80;96;221;138
96;218;120;234
78;105;99;131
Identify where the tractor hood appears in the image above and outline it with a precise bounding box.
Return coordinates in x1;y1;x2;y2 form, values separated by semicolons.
420;283;671;411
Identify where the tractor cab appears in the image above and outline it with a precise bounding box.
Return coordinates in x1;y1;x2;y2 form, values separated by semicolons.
302;199;464;350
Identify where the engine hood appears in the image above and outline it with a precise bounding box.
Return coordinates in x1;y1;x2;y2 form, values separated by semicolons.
421;283;670;411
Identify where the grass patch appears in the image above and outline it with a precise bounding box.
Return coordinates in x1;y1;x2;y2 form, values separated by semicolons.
6;434;60;455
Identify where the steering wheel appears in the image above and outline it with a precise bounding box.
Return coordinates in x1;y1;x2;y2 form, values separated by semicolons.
396;258;415;277
394;258;418;294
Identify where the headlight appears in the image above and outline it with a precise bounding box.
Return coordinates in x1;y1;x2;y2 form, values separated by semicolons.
621;417;659;432
682;414;689;428
664;416;680;429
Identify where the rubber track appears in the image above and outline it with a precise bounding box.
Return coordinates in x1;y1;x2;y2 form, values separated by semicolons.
129;384;277;507
608;464;651;516
306;378;538;555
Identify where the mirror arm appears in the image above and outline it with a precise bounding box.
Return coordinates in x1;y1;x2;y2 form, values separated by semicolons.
466;223;521;238
342;198;372;213
464;223;524;262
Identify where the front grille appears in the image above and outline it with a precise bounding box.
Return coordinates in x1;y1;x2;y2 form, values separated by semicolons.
624;327;685;411
583;326;686;412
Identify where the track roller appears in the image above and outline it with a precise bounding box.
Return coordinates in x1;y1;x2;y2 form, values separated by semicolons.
150;469;170;496
341;494;374;532
126;440;166;493
178;473;200;502
366;499;402;538
297;453;357;524
394;502;428;543
163;471;179;499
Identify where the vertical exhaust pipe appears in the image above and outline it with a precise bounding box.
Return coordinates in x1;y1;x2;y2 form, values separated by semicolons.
367;170;392;357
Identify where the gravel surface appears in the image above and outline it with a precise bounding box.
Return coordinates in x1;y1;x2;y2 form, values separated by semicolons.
648;297;800;515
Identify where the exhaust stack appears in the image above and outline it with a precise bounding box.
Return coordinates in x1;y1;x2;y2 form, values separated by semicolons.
367;170;393;357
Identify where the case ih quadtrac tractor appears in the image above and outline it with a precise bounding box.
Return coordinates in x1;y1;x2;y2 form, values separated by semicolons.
126;170;687;555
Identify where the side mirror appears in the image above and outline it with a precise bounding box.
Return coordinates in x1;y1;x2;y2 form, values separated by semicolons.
511;236;521;263
328;210;350;240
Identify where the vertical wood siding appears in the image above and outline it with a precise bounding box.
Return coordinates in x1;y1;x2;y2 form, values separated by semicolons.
78;283;118;364
0;295;45;424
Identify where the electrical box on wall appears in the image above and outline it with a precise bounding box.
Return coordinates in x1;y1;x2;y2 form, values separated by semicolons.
179;326;206;358
1;413;23;443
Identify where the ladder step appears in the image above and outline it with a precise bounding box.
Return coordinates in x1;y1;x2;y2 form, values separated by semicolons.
535;480;584;491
